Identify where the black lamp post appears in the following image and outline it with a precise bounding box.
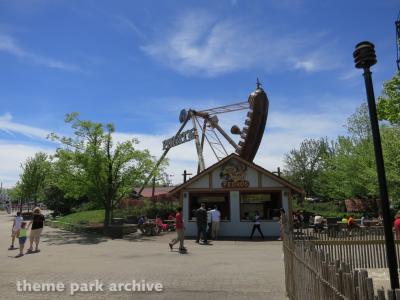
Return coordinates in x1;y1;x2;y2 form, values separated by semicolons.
353;41;399;292
396;20;400;70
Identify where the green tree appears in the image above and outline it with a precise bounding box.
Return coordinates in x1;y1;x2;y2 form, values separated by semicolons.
326;136;377;200
377;72;400;125
283;138;331;196
17;152;51;206
49;113;167;227
381;125;400;203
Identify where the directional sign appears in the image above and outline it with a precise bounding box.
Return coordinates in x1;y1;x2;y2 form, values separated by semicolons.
162;128;195;150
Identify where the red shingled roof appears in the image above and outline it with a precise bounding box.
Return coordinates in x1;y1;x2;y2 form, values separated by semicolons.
134;187;175;198
344;198;379;212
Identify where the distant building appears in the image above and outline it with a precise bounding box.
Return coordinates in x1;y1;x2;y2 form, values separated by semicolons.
344;198;379;213
121;187;177;208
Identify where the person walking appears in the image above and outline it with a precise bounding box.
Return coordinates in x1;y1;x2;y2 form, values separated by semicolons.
394;214;400;240
206;208;212;239
5;200;11;214
250;211;264;239
211;205;221;240
9;211;23;250
169;207;186;252
27;207;45;253
16;222;28;257
195;203;208;244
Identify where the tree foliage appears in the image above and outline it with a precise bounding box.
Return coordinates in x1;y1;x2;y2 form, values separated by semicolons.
16;152;51;206
377;72;400;125
48;113;167;227
283;138;331;196
14;113;168;224
284;103;400;204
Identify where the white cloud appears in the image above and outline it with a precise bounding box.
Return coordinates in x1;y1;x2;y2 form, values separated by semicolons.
0;141;54;188
0;113;50;140
0;100;355;187
112;14;146;39
340;69;359;81
141;11;341;76
0;34;81;72
292;47;340;72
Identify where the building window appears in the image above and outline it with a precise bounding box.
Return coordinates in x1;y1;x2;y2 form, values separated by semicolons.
189;193;230;221
240;192;281;221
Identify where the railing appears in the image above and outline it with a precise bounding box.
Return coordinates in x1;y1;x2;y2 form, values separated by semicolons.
294;227;400;269
283;227;400;299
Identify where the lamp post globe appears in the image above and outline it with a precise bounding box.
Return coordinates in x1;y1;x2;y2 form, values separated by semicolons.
353;41;377;69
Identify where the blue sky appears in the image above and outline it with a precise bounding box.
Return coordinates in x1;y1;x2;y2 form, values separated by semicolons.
0;0;398;187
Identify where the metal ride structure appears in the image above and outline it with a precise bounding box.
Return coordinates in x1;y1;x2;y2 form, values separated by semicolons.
138;80;269;195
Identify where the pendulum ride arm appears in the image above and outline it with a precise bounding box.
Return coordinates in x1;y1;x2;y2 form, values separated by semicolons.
137;115;190;196
198;101;249;115
190;111;206;173
197;118;208;174
204;115;240;151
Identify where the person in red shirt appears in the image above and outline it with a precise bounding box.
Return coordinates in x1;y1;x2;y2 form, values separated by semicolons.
169;207;186;252
394;214;400;240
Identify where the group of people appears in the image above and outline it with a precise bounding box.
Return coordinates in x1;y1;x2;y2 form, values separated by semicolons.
137;215;170;235
9;207;45;257
167;204;222;253
194;203;221;244
167;205;288;252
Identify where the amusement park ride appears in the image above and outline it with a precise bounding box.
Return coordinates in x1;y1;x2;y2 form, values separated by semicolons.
138;79;269;195
138;15;400;196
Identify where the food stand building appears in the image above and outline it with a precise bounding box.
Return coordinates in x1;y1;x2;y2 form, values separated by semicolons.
168;154;303;237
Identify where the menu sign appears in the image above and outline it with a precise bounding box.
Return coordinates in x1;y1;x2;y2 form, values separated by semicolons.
220;160;250;189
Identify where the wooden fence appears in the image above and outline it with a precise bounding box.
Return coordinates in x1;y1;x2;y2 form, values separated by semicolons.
283;229;400;299
293;227;400;269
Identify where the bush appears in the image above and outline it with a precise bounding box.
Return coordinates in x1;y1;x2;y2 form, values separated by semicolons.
293;200;363;218
76;201;103;212
114;198;178;219
43;185;87;216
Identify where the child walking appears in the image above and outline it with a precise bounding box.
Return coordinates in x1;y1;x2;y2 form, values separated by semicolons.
16;222;28;258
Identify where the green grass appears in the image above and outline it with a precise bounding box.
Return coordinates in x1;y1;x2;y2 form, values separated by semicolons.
57;209;105;225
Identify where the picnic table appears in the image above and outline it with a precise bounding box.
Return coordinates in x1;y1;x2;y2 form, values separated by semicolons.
163;219;175;231
139;221;160;236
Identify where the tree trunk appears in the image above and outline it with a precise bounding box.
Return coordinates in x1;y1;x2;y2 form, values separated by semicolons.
104;202;111;229
105;136;113;229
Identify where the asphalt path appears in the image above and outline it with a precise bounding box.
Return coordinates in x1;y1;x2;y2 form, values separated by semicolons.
0;211;287;300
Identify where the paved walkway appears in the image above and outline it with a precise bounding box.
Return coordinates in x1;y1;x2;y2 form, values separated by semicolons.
0;212;287;300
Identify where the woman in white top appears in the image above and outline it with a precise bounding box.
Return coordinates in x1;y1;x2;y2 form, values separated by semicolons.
9;211;23;250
